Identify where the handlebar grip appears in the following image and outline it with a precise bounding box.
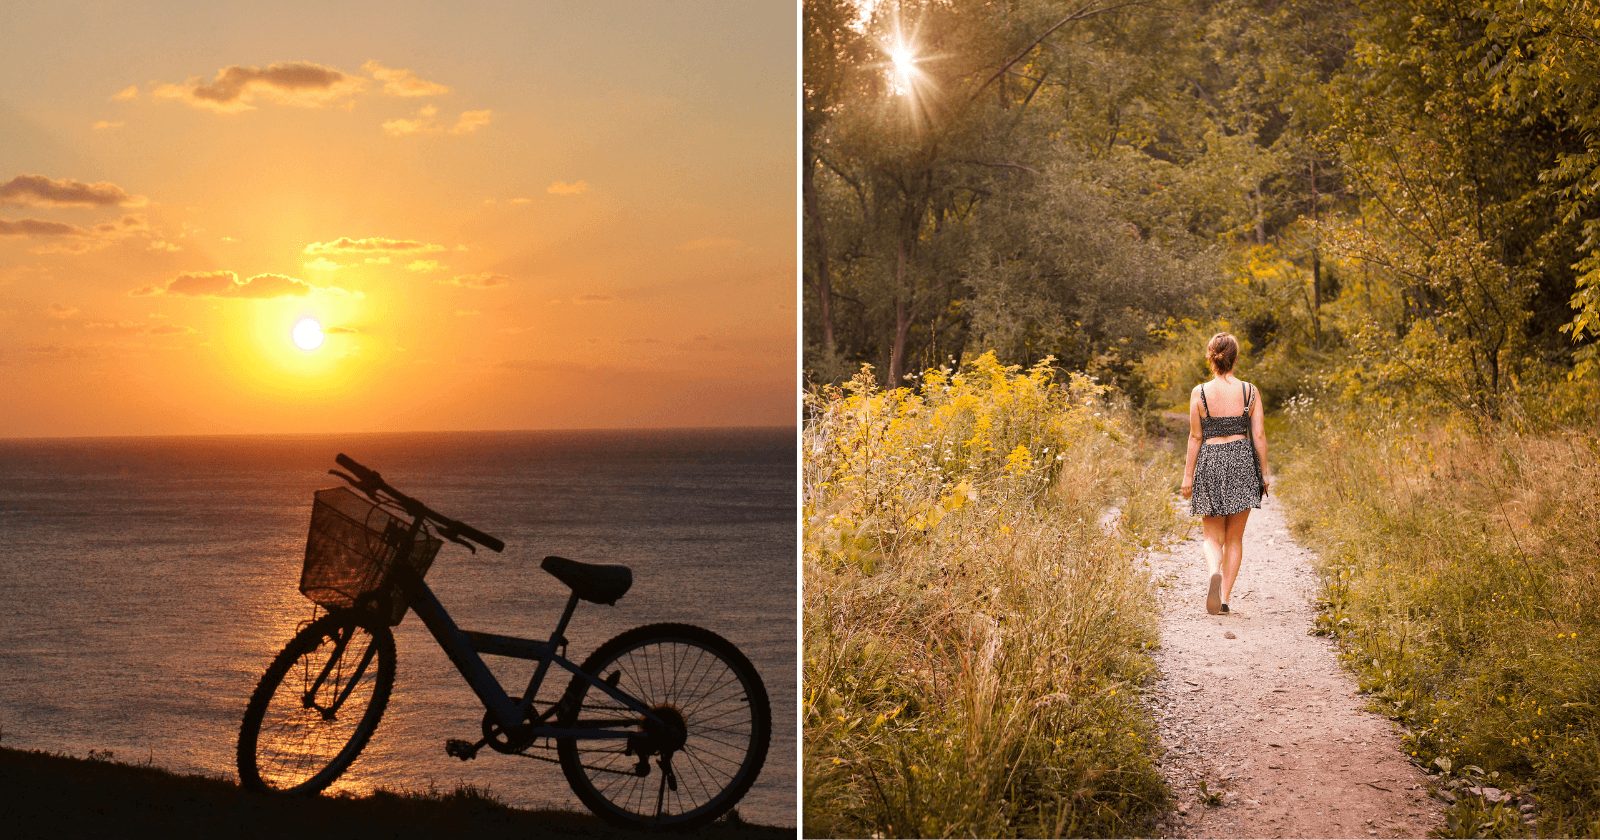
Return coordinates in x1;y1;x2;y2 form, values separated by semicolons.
454;523;504;553
335;453;373;480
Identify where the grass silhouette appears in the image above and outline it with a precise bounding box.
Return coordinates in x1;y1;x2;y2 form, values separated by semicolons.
0;746;788;838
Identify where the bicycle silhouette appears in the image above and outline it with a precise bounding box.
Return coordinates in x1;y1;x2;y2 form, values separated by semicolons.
236;454;771;829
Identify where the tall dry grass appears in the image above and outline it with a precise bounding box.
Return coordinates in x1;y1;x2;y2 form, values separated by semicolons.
1279;402;1600;837
802;353;1180;837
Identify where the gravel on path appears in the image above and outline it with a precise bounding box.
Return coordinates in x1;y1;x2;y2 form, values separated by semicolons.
1142;497;1444;838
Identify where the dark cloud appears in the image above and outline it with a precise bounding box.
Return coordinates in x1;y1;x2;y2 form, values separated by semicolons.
165;270;240;296
143;270;317;298
230;273;311;298
0;175;141;208
0;218;87;237
154;62;365;112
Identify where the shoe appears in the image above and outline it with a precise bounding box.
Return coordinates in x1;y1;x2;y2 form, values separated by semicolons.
1206;573;1222;615
1220;603;1230;614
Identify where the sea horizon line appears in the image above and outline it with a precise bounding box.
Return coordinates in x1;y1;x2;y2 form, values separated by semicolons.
0;423;795;444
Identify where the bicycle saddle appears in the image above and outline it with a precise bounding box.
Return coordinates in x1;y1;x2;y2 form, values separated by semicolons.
540;555;633;605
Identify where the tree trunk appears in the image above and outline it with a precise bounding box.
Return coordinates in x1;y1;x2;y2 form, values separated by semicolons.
1253;184;1267;245
1310;246;1323;344
802;141;836;356
1308;157;1322;345
888;235;913;386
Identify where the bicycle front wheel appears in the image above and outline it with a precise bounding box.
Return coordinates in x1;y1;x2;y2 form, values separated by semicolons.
236;611;396;794
556;623;771;830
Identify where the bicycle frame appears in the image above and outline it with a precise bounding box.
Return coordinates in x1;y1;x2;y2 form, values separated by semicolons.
380;512;668;741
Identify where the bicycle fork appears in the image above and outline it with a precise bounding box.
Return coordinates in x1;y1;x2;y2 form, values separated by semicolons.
303;626;377;720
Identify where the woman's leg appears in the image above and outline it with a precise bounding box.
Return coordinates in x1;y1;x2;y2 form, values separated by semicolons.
1221;508;1251;603
1201;515;1226;613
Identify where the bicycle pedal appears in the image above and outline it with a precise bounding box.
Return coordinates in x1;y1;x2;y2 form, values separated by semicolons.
445;738;479;761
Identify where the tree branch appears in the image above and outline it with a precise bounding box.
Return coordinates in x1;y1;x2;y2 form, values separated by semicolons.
952;159;1042;175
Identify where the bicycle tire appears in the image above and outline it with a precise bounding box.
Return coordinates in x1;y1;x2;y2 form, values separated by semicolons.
556;623;770;830
237;611;396;794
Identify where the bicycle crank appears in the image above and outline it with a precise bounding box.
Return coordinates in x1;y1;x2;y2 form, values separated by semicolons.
480;696;537;754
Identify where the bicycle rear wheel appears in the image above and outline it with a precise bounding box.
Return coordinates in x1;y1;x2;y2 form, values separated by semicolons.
556;623;770;830
237;611;396;794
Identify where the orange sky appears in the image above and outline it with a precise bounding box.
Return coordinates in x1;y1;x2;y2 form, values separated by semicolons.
0;2;795;437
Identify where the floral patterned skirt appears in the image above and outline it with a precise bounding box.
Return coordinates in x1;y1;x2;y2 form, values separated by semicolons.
1191;438;1262;517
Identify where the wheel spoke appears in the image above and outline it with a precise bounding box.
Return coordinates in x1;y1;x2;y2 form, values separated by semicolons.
558;628;768;828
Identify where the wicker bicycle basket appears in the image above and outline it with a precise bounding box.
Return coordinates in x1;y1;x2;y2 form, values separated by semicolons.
299;487;442;625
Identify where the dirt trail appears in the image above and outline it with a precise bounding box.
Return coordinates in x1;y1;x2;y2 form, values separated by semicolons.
1142;497;1444;838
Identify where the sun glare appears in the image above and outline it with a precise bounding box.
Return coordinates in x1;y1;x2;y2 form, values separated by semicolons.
889;42;918;91
889;39;924;96
292;317;324;352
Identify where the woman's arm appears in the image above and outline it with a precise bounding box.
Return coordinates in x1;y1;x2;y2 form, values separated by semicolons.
1251;385;1272;494
1182;387;1201;499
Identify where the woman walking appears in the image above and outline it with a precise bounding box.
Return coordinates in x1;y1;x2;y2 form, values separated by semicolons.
1180;332;1271;615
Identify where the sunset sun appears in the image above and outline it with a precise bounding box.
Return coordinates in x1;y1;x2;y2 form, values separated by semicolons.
291;318;324;352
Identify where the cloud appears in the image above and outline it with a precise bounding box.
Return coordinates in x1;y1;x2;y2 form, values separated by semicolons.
145;323;196;336
547;180;589;196
382;104;438;136
440;273;509;289
407;259;442;272
326;325;360;334
679;236;741;251
508;197;534;205
92;120;125;131
2;343;92;363
362;60;450;97
152;62;366;113
94;214;148;235
47;303;80;319
83;319;140;332
303;236;446;255
138;270;321;298
574;293;614;303
5;211;170;256
111;85;139;102
303;257;342;272
0;218;87;237
451;109;492;134
382;105;493;136
0;174;142;207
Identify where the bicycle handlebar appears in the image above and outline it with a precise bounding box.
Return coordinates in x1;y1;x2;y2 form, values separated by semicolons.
333;453;506;553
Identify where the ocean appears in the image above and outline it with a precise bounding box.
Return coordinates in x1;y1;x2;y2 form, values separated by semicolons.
0;428;795;826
